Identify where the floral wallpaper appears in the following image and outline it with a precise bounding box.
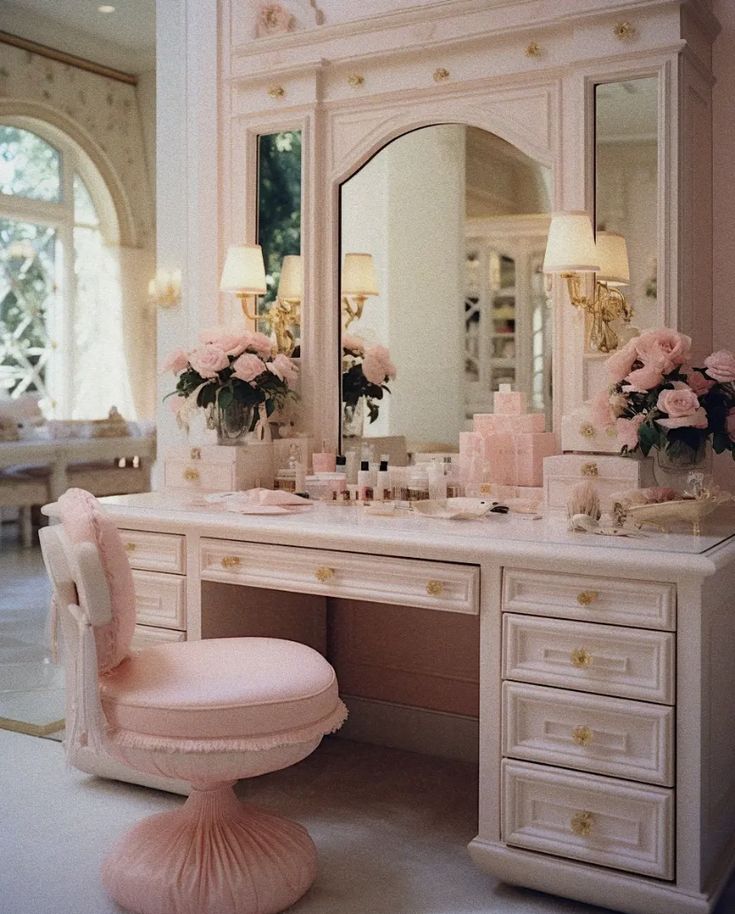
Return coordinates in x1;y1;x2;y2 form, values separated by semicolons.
0;43;153;248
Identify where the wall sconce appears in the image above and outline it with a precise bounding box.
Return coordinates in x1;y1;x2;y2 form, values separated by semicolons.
543;212;632;353
148;268;182;308
219;244;267;322
271;254;302;356
341;253;379;329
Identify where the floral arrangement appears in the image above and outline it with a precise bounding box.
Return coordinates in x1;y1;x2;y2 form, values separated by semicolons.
341;334;396;424
593;328;735;464
162;326;298;433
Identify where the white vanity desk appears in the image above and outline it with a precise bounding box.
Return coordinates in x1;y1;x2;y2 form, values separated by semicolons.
100;491;735;914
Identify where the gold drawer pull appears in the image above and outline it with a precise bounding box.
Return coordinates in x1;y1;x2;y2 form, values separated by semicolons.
124;542;136;553
570;648;592;669
183;467;200;482
570;811;593;837
576;590;598;606
426;580;444;596
572;725;593;746
268;84;285;98
433;67;450;82
581;462;599;477
221;555;241;570
315;566;335;583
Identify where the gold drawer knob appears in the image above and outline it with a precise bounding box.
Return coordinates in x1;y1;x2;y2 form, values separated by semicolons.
613;21;635;41
581;462;599;477
183;467;200;482
221;555;241;570
570;811;593;837
347;73;364;87
572;725;593;747
433;67;450;82
576;590;598;607
315;566;335;583
579;422;595;439
124;542;136;553
268;84;285;98
190;447;201;460
570;648;592;669
426;580;444;596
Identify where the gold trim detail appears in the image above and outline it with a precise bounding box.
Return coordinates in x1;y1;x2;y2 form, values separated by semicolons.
570;811;594;836
315;566;335;583
572;725;593;746
221;556;241;570
433;67;450;82
347;73;365;87
579;422;595;439
268;85;286;98
183;467;200;482
570;648;592;669
581;462;599;478
525;42;542;58
576;590;598;606
613;21;636;40
0;30;137;85
426;580;444;596
124;542;136;553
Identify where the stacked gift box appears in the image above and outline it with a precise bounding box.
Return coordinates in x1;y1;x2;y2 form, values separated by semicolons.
460;385;556;491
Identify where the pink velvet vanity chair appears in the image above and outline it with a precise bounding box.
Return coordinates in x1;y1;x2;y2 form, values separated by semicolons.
39;488;347;914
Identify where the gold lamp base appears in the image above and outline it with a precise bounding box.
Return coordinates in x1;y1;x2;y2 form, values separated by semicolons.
236;293;300;356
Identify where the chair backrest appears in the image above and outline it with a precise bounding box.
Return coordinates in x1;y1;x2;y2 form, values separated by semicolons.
55;488;136;672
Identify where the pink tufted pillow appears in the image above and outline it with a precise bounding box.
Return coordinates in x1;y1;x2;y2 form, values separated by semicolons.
57;488;136;673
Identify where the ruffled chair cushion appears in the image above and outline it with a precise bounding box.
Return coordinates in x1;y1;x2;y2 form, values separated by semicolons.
100;637;347;752
58;487;136;673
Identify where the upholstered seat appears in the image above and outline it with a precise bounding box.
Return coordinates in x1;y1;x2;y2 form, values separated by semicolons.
40;487;347;914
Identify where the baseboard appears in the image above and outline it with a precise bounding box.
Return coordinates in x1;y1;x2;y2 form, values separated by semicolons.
336;694;479;763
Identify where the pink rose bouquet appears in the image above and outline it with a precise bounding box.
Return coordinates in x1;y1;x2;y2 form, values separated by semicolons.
163;326;298;430
594;327;735;463
342;334;396;425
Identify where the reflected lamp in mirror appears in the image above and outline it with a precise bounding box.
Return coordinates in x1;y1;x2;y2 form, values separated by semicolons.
148;268;182;309
219;244;267;321
272;254;303;355
543;212;631;353
342;253;379;328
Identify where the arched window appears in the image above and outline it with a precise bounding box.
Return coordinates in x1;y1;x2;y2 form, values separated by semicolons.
0;117;129;418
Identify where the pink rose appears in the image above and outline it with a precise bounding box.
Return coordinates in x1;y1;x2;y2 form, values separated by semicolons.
615;414;645;451
246;332;274;358
624;361;665;392
656;383;701;418
686;369;715;396
704;349;735;383
343;334;365;355
362;345;396;385
199;326;250;356
160;348;189;375
590;388;615;429
606;339;638;383
266;353;299;387
232;353;266;384
189;345;229;379
634;328;691;373
656;407;708;430
726;407;735;441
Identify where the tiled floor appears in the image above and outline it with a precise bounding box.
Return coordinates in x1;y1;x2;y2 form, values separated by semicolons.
0;521;63;736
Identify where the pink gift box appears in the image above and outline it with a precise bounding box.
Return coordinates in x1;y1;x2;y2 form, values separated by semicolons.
474;412;546;436
493;389;527;415
512;432;557;487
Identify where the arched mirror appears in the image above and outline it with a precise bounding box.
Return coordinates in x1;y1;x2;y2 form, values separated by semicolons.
339;124;551;460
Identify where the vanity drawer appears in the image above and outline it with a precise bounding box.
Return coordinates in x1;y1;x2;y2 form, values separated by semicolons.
119;529;186;575
131;624;186;652
503;682;674;786
502;759;674;879
502;569;676;631
199;539;479;615
164;458;235;491
502;615;674;704
132;571;187;631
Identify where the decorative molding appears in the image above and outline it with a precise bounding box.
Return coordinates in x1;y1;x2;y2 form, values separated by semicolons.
0;30;137;86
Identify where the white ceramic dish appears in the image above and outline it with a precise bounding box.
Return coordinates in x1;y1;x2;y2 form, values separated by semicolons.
411;497;497;520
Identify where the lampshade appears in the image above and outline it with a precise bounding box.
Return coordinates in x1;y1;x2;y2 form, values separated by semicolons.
542;212;600;273
595;231;630;286
277;254;303;300
342;253;379;296
219;245;267;294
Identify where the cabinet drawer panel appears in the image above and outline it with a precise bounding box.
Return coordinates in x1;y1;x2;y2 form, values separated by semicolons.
119;529;185;574
502;760;673;879
502;615;674;704
503;682;674;786
132;571;186;630
503;569;675;631
131;625;186;652
200;539;479;615
164;459;235;491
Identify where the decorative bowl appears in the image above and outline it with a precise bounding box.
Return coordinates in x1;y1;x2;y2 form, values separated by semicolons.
625;491;734;536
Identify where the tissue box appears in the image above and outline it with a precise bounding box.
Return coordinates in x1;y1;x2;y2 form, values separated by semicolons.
561;404;620;454
164;443;274;491
543;453;655;511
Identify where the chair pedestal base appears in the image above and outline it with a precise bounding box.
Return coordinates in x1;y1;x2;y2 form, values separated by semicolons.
102;782;318;914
